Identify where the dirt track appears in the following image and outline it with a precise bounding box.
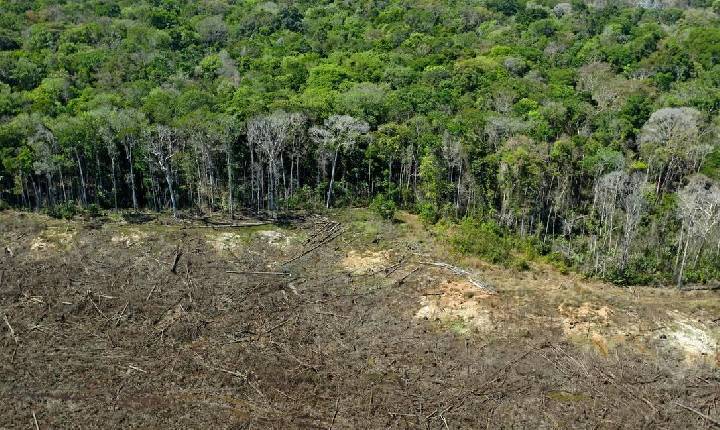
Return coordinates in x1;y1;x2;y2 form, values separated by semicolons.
1;209;719;429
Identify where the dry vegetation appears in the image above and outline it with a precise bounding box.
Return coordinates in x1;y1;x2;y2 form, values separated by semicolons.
1;209;719;429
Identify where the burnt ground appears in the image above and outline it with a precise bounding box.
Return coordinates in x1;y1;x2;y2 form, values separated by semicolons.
0;209;719;429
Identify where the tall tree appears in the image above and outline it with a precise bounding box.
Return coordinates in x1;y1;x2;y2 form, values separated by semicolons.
310;115;370;208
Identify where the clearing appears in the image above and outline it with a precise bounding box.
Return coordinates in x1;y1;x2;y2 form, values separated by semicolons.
0;209;718;428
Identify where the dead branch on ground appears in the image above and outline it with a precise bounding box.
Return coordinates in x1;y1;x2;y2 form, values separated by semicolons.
419;261;496;294
674;401;720;428
282;225;345;266
3;314;19;344
170;248;182;273
227;270;291;276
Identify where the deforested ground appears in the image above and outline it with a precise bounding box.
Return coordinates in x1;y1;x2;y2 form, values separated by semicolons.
0;209;718;429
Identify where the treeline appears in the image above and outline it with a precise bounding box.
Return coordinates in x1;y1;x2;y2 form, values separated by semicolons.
1;0;720;286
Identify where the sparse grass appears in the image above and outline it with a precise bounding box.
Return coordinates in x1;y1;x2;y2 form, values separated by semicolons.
448;319;471;335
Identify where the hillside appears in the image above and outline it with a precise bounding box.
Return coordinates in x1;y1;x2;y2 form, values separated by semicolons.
0;209;718;428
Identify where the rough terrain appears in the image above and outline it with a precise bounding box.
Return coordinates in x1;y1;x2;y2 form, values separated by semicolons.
0;209;719;429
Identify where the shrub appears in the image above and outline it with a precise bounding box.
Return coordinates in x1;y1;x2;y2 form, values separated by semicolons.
47;202;78;220
84;204;103;218
285;185;324;211
370;193;396;220
418;202;439;225
450;218;513;264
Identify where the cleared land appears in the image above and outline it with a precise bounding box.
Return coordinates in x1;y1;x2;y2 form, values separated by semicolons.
0;209;718;429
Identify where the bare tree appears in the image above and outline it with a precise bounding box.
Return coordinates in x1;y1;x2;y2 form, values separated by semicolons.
92;108;120;210
217;50;239;85
591;169;648;275
639;107;712;193
675;175;720;287
28;123;61;207
247;111;293;211
147;125;179;217
197;15;228;44
618;171;647;270
310;115;370;208
110;109;145;210
484;115;527;149
577;62;644;111
187;124;217;210
285;112;309;197
214;114;239;217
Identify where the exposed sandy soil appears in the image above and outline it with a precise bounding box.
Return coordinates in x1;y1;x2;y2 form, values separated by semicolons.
340;249;392;274
415;280;495;333
0;209;718;428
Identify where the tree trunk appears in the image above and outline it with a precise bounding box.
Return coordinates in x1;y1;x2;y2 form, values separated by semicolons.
281;155;287;202
367;160;372;198
227;148;234;219
75;148;87;206
166;170;177;217
289;155;294;197
31;176;40;210
126;143;138;210
46;172;54;207
326;149;339;209
94;149;101;204
20;173;27;208
58;167;67;203
677;237;690;289
249;148;256;210
111;156;118;210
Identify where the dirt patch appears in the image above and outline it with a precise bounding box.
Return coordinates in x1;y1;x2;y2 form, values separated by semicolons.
557;302;617;355
29;227;75;254
111;230;147;248
340;249;390;274
558;302;612;337
208;232;247;254
256;230;291;248
415;279;495;333
666;315;719;364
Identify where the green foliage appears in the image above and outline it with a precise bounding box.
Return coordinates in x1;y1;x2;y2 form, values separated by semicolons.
450;218;513;265
47;202;79;220
370;193;396;220
486;0;524;16
285;185;324;211
83;204;103;218
418;201;440;225
0;0;719;286
700;147;720;180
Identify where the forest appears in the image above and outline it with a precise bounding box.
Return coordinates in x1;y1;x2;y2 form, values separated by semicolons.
1;0;720;286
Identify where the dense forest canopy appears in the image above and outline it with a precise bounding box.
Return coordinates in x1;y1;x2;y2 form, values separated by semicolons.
1;0;720;285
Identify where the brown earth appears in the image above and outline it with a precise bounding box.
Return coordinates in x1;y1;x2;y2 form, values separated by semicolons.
0;209;718;429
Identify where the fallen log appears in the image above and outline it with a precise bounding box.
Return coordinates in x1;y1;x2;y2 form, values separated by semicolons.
674;402;720;428
282;225;345;266
170;249;182;273
227;270;292;276
195;221;274;228
419;261;497;294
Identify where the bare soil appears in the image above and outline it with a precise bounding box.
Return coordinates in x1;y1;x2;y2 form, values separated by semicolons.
1;209;718;429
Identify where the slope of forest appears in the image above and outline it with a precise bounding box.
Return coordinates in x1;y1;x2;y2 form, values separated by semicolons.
1;0;720;286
